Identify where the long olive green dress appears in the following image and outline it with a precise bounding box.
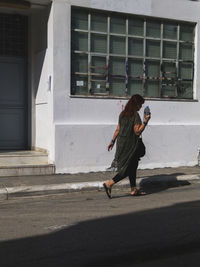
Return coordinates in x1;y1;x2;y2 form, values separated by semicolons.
111;112;142;177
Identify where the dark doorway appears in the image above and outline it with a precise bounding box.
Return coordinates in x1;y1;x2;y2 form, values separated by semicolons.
0;14;28;149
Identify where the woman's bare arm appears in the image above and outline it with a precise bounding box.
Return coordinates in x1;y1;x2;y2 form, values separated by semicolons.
134;123;146;136
108;123;120;151
134;114;151;136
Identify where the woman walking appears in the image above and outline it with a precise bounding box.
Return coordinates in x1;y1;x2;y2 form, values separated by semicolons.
103;94;151;198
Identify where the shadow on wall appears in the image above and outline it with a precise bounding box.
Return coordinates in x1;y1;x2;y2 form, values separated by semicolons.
1;199;200;266
33;5;51;99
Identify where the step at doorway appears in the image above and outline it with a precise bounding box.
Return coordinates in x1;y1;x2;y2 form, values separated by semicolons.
0;151;55;177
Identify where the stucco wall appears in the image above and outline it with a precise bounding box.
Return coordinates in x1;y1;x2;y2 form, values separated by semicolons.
32;6;55;161
51;0;200;173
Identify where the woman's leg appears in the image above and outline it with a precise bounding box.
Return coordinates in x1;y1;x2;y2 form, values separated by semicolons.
128;159;139;194
106;169;128;187
103;171;127;198
128;158;146;196
105;161;137;190
104;173;123;192
112;173;125;184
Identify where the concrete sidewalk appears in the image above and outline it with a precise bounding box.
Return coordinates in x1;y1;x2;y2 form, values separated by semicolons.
0;166;199;200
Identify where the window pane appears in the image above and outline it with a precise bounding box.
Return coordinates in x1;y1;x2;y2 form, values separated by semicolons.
110;36;126;54
72;54;88;73
91;13;107;32
91;34;107;53
128;38;143;56
178;81;193;99
162;85;177;97
163;41;177;59
179;44;193;61
91;79;107;94
146;40;160;58
161;62;176;78
110;16;126;34
179;63;193;80
91;57;107;94
110;78;125;96
110;57;125;75
180;24;194;42
128;18;144;36
72;10;88;30
146;60;160;77
146;20;160;38
72;32;88;51
146;81;160;97
128;59;143;77
91;56;106;75
163;23;177;40
72;75;88;95
128;79;143;96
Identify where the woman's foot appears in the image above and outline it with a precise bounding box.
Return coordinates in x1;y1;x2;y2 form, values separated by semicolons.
130;187;137;196
130;188;146;196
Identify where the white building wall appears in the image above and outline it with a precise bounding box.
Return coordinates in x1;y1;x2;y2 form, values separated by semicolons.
32;6;55;162
51;0;200;173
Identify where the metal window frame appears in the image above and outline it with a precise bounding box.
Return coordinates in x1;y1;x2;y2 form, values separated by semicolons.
71;8;195;99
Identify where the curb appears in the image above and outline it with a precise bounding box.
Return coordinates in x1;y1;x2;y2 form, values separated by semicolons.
0;174;199;200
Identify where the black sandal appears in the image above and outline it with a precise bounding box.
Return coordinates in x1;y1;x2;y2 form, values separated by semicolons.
103;183;111;199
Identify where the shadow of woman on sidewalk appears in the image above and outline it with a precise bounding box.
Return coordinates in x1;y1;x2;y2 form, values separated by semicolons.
110;172;191;198
139;172;191;195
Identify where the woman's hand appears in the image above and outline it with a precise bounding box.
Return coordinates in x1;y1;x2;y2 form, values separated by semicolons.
144;113;151;124
108;140;115;151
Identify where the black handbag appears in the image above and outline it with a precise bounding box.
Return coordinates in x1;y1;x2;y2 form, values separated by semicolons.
136;138;146;158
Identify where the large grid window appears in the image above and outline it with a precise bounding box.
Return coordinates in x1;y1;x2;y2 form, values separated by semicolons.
71;7;195;99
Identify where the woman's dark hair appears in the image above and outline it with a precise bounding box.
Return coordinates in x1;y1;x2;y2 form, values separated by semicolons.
120;94;145;118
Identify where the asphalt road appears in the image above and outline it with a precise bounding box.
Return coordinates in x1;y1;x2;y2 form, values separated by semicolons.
0;180;200;267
